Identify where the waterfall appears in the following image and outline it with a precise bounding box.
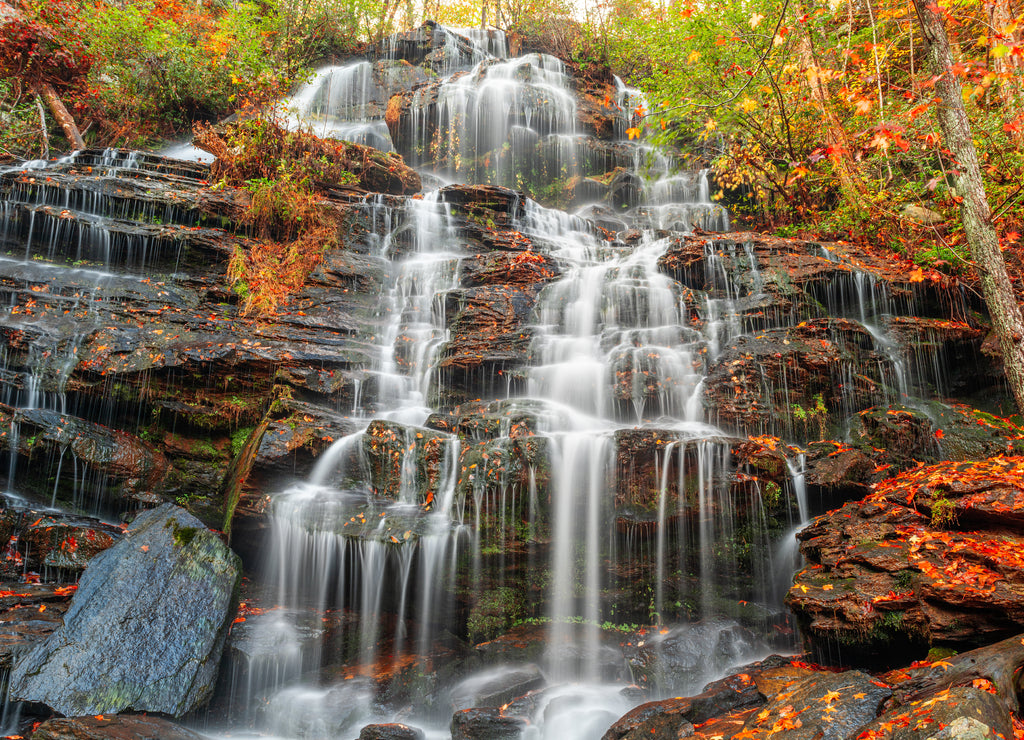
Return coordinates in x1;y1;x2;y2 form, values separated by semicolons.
2;21;986;740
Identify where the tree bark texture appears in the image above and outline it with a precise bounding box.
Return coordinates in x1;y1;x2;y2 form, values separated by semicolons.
913;0;1024;415
33;83;84;151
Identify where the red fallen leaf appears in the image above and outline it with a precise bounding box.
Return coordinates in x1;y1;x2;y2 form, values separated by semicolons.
140;545;149;552
972;678;997;694
934;429;945;439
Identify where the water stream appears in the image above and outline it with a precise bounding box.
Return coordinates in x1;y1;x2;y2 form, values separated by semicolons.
0;23;974;740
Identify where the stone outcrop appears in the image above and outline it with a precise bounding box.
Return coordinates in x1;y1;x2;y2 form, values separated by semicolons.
11;505;241;717
30;715;206;740
786;456;1024;660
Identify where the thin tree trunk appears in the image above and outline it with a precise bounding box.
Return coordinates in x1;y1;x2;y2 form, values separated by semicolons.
795;4;870;210
33;94;49;160
913;0;1024;415
34;82;84;150
990;0;1024;140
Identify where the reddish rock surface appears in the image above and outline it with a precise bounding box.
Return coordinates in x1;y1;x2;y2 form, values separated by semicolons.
787;456;1024;660
31;715;205;740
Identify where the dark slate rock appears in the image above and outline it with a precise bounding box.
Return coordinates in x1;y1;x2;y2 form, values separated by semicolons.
622;621;764;696
0;583;74;670
358;723;426;740
30;714;205;739
11;504;241;717
449;664;546;711
602;668;762;740
451;707;528;740
739;670;891;740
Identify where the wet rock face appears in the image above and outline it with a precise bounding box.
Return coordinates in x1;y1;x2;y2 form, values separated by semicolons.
602;641;1022;740
860;686;1011;740
11;504;241;717
702;318;888;437
800;402;1024;500
30;714;206;740
601;657;782;740
787;456;1024;660
655;232;997;442
0;508;122;579
358;724;426;740
18;513;122;574
623;622;763;696
449;664;546;711
450;707;528;740
0;404;169;507
738;670;891;740
0;582;75;671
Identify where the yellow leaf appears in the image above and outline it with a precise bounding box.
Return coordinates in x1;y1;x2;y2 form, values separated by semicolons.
739;97;759;113
626;127;641;140
687;50;701;64
822;584;834;591
750;12;765;28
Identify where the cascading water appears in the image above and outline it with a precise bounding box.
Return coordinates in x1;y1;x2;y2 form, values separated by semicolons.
0;21;990;740
209;28;780;739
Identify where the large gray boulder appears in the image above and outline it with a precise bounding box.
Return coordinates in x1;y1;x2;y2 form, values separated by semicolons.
10;504;241;717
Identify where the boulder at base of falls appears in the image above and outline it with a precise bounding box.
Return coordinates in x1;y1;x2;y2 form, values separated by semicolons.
602;655;795;740
450;707;528;740
735;670;891;740
858;686;1011;740
622;622;764;696
358;723;427;740
10;504;241;717
786;456;1024;662
605;642;1023;740
30;714;206;740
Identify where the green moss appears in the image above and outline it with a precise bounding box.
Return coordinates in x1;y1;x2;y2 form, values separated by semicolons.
894;570;915;589
165;519;199;547
231;426;255;457
931;495;958;529
467;586;523;644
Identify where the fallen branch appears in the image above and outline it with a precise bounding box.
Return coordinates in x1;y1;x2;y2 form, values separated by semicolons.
895;633;1024;713
33;82;84;150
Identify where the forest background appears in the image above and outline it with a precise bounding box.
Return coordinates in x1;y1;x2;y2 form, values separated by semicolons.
3;0;1024;322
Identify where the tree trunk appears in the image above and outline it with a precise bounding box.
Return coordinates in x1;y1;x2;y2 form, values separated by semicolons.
913;0;1024;415
989;0;1024;140
795;5;870;210
33;94;49;160
33;82;84;150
